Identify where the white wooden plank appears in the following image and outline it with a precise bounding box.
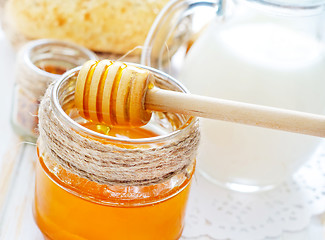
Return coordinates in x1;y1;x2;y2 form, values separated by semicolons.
0;144;42;240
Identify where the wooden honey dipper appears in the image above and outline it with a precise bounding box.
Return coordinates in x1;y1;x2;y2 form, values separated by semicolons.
75;60;325;137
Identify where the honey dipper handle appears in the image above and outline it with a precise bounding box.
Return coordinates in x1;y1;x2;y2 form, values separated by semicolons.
145;88;325;138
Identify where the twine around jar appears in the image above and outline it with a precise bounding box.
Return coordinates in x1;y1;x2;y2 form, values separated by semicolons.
38;85;200;186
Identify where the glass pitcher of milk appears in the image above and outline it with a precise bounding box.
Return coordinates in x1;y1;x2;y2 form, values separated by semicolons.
142;0;325;192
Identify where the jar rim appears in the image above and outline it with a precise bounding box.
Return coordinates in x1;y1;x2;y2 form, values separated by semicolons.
51;63;198;144
23;39;98;78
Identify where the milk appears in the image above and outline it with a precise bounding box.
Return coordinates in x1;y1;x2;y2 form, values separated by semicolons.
179;19;325;190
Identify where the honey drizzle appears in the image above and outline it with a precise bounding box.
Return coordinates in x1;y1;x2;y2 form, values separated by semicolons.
110;64;127;126
83;62;98;119
97;62;113;123
123;72;134;126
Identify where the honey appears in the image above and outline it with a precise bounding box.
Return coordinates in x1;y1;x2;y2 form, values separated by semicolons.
34;65;200;240
36;64;68;75
34;123;193;240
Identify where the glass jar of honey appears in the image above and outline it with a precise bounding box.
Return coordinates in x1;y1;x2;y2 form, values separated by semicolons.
11;39;97;142
34;65;200;240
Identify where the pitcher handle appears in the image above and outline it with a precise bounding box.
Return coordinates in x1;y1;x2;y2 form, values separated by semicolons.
141;0;220;73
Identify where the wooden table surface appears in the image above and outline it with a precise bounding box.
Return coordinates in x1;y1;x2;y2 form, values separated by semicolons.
0;26;324;240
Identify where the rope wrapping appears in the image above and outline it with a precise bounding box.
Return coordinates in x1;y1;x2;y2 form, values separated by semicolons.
38;86;200;186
